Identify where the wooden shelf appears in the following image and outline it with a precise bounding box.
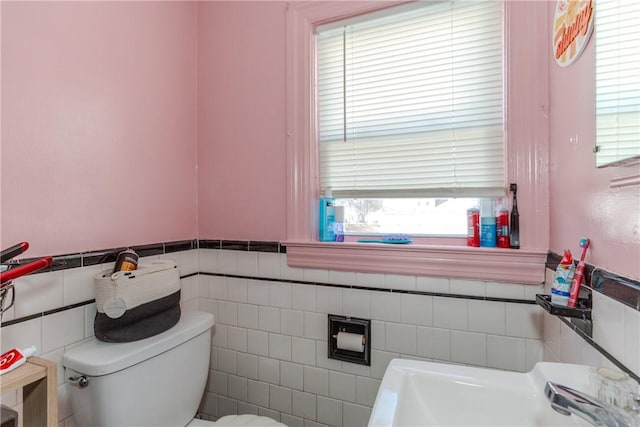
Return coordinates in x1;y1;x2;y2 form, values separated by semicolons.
0;357;57;427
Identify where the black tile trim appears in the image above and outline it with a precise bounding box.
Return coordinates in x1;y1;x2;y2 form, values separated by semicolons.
546;251;640;312
558;315;640;384
197;272;537;305
12;253;82;273
82;248;126;266
221;240;249;251
545;251;563;271
249;241;281;253
199;239;286;253
164;240;197;253
5;239;289;277
130;243;164;257
591;268;640;311
199;240;221;249
6;240;204;274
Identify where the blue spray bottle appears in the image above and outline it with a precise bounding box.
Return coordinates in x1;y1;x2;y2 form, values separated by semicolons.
318;188;336;242
480;198;497;247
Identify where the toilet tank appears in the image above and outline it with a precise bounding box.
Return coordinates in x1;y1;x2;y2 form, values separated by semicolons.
63;310;215;427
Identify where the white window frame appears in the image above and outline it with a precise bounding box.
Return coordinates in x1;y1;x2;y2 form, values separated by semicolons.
285;1;549;285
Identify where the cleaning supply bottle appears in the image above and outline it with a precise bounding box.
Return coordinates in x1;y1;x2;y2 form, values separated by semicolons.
480;199;497;247
318;188;336;242
496;204;510;248
0;346;36;375
551;250;573;306
509;183;520;249
334;206;345;242
466;207;480;247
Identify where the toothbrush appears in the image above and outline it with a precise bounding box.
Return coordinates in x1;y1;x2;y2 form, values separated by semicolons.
567;237;590;307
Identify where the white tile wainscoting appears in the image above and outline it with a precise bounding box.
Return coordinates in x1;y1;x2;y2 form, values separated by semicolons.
196;249;544;426
541;269;640;376
0;250;200;427
0;246;636;427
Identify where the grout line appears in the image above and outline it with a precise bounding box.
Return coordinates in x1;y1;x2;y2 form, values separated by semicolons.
197;272;537;305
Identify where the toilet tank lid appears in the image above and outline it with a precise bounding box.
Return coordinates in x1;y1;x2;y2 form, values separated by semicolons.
63;310;214;376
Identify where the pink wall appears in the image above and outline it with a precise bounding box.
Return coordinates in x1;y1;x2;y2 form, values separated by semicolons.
197;1;287;241
2;1;637;282
1;2;199;258
547;2;640;281
197;0;639;280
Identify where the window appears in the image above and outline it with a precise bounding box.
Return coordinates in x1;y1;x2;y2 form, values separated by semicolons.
285;1;549;284
335;198;480;236
315;2;504;236
595;0;640;167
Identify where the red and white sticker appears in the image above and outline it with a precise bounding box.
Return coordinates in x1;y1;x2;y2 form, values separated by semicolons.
553;0;594;67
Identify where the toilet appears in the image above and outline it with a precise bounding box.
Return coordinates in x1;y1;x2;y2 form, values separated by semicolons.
63;310;285;427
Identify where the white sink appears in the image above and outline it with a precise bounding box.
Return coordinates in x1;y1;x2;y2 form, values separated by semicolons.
369;359;595;426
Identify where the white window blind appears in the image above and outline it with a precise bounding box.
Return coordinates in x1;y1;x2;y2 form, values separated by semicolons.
595;0;640;167
316;1;504;198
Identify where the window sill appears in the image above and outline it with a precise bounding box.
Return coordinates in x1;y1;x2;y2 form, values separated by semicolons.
285;241;547;285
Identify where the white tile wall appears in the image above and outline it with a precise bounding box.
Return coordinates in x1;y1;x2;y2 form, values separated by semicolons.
416;276;450;293
292;284;317;313
450;278;486;297
383;274;415;291
400;293;432;326
228;277;248;303
355;272;384;288
198;250;549;425
258;253;281;280
238;352;258;380
218;250;239;275
468;300;506;335
432;296;468;330
6;248;634;427
417;326;450;361
62;265;102;305
371;293;401;322
342;290;370;319
42;307;85;353
0;250;200;427
329;371;356;403
270;384;292;413
237;252;258;277
316;287;342;316
281;361;304;390
486;335;526;371
541;280;639;376
385;323;416;355
13;269;65;319
317;396;342;427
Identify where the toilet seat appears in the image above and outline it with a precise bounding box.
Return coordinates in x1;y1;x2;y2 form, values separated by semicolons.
187;415;287;427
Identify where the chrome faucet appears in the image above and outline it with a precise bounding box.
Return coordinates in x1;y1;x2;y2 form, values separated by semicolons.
545;381;639;427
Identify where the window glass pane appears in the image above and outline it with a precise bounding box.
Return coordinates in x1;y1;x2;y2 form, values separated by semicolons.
335;198;481;236
595;0;640;167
